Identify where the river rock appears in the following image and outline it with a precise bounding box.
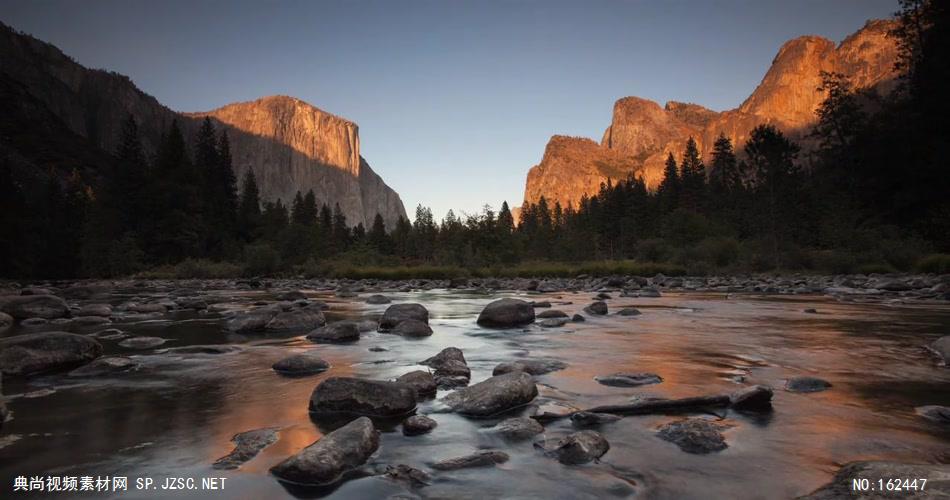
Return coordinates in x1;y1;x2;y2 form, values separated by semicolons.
276;290;307;301
270;417;379;485
225;308;277;333
931;336;950;364
0;332;102;376
489;417;544;440
476;298;535;328
639;287;662;298
165;345;242;355
265;306;326;332
657;418;728;454
572;314;585;322
801;461;950;499
0;312;12;333
915;405;950;424
442;372;538;417
384;464;431;487
421;347;466;369
213;427;279;470
595;372;662;387
272;354;330;376
365;294;391;305
396;371;437;398
431;450;509;471
539;318;570;328
0;294;69;319
118;336;167;350
570;411;622;427
729;385;774;411
402;415;437;436
539;430;610;464
77;304;112;317
492;359;567;376
72;315;112;326
537;310;568;319
378;303;429;331
616;307;641;316
20;317;48;327
390;319;433;338
307;321;360;343
68;357;137;377
785;376;832;393
584;301;608;315
309;377;417;417
531;401;579;421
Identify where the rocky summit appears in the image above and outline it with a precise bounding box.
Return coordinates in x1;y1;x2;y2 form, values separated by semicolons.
522;20;899;210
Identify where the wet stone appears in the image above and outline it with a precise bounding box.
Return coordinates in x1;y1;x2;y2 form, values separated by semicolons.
584;301;608;315
402;415;437;436
489;417;544;440
270;417;379;485
379;304;429;332
442;372;538;417
384;464;431;487
539;318;570;328
68;357;137;377
430;450;509;471
365;295;391;305
390;319;433;338
538;430;609;465
492;359;567;376
595;372;663;387
272;354;330;376
785;376;832;393
915;405;950;424
307;321;360;343
396;371;437;398
536;310;568;319
616;307;641;316
0;332;103;377
213;427;279;470
570;411;622;428
118;336;168;350
309;377;417;418
656;418;729;454
477;298;536;328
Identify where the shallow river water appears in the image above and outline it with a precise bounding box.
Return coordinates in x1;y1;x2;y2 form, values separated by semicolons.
1;287;948;499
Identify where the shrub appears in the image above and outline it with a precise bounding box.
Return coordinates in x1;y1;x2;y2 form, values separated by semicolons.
916;254;950;274
244;242;281;276
696;237;741;268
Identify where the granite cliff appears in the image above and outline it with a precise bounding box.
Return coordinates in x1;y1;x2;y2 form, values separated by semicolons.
524;19;899;209
0;21;406;228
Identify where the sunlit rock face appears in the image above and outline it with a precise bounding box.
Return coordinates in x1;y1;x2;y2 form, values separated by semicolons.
0;22;406;228
524;19;899;209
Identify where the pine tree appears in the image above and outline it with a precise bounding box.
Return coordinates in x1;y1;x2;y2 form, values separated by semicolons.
332;203;349;252
745;124;801;265
237;169;262;241
110;114;148;235
657;152;680;212
216;130;238;233
679;137;705;211
709;133;740;196
368;213;391;253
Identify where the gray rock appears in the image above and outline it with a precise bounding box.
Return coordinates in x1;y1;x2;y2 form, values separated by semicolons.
378;303;429;331
0;332;102;377
384;464;431;487
476;298;535;328
118;336;167;350
270;417;379;485
785;376;832;393
307;321;360;343
536;309;568;319
402;415;437;436
365;294;391;305
309;377;417;418
931;336;950;364
272;354;330;376
68;357;137;377
616;307;641;316
265;306;326;332
421;347;466;369
639;287;662;298
78;304;112;317
431;450;509;471
570;412;621;428
0;294;70;319
539;318;570;328
492;359;567;376
595;372;663;387
489;417;544;440
531;401;579;421
571;314;585;322
915;405;950;424
539;430;609;464
396;371;437;398
657;418;728;454
801;461;950;499
390;319;433;338
442;372;538;417
0;312;12;333
213;427;279;470
729;385;774;411
225;308;277;333
584;301;608;315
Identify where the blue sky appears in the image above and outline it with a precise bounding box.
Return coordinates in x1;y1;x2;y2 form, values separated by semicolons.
2;0;896;220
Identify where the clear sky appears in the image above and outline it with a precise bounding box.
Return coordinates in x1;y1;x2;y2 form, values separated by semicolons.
2;0;896;221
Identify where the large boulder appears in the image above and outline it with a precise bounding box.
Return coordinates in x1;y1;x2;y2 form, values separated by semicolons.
309;377;417;418
307;321;360;343
0;332;102;377
476;298;535;328
801;461;950;499
378;303;429;331
0;295;69;319
442;372;538;417
270;417;379;485
421;347;466;368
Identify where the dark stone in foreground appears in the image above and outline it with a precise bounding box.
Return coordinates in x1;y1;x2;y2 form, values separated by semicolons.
489;417;544;440
538;430;609;464
570;411;622;428
0;332;102;377
402;415;437;436
657;418;728;454
421;347;471;387
442;372;537;417
595;372;662;387
729;385;774;411
270;417;379;485
310;377;417;418
68;357;136;377
0;294;70;319
273;354;330;376
476;298;535;328
390;319;433;337
396;370;437;398
800;461;950;499
421;347;466;368
492;359;567;376
307;321;360;343
378;303;429;331
431;450;509;471
785;376;832;393
213;427;279;470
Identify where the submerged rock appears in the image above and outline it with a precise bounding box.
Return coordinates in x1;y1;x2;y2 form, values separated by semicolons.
801;461;950;499
272;354;330;376
68;357;137;377
384;464;431;487
584;301;608;315
493;359;567;376
365;295;391;305
0;332;102;377
539;318;570;328
378;304;429;331
785;376;832;393
489;417;544;440
729;385;774;411
118;336;167;350
309;377;417;418
402;415;437;436
0;294;69;319
476;298;535;328
570;411;622;428
307;321;360;343
536;310;568;319
538;430;609;464
915;405;950;424
396;371;437;398
595;372;662;387
442;372;538;417
213;427;279;470
390;319;433;338
616;307;641;316
431;450;509;471
265;307;327;332
657;418;728;454
270;417;379;485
